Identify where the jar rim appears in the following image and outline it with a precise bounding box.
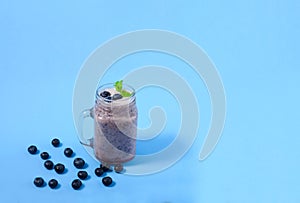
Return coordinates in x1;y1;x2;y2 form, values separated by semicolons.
95;83;136;103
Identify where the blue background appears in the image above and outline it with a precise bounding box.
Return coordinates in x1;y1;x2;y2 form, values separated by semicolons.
1;0;299;202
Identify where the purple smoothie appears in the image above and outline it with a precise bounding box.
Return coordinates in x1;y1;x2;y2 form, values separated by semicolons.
93;86;137;165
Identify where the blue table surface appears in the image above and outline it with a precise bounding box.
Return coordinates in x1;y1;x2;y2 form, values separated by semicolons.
1;0;300;202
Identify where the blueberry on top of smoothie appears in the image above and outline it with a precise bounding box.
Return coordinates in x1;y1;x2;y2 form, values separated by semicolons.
112;93;123;100
100;91;111;98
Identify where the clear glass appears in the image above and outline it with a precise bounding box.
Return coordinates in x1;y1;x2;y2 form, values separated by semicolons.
93;83;137;165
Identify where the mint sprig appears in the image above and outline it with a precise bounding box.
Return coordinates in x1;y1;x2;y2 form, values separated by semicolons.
114;80;132;97
114;80;123;92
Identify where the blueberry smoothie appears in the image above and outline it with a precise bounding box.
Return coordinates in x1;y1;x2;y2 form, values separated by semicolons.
93;82;137;166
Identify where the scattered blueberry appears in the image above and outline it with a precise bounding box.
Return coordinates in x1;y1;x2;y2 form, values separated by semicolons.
100;91;111;98
72;179;82;190
112;94;123;100
48;179;58;189
28;145;37;154
54;163;65;174
44;160;54;170
77;171;88;180
102;176;113;187
51;138;60;147
40;152;49;160
73;158;85;169
114;164;124;173
34;177;45;187
64;148;73;157
94;168;104;177
100;164;111;172
29;138;125;190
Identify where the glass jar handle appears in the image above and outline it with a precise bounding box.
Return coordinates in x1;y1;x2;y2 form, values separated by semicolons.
78;108;94;148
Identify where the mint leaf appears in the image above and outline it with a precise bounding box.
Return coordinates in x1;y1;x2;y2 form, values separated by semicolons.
121;90;132;97
114;80;132;97
114;80;123;92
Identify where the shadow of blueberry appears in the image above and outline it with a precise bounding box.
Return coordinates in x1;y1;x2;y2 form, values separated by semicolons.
83;163;89;169
51;183;61;190
61;168;68;175
108;181;116;187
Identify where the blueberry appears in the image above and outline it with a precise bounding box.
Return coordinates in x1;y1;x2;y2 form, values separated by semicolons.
48;179;58;189
102;176;113;187
28;145;37;154
51;138;60;147
34;177;45;187
54;163;65;174
71;179;82;190
77;171;88;180
100;91;111;98
94;168;104;177
73;158;85;169
112;94;123;100
114;164;124;173
64;148;73;157
40;152;49;160
100;164;111;172
44;160;54;170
